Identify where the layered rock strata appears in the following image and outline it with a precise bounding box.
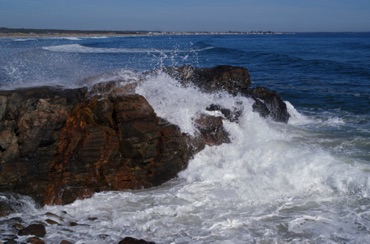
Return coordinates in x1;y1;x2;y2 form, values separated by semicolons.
0;86;190;205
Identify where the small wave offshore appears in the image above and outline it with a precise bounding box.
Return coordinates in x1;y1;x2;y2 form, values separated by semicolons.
42;43;213;54
0;36;213;89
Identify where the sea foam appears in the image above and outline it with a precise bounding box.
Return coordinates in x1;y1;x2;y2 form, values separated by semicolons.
1;70;370;243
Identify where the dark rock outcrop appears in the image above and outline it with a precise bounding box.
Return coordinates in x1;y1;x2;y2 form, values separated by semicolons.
0;65;289;206
0;85;190;205
163;65;289;122
163;65;251;95
45;94;190;205
250;87;290;123
0;87;84;205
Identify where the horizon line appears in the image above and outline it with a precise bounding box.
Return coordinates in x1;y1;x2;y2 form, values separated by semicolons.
1;27;369;35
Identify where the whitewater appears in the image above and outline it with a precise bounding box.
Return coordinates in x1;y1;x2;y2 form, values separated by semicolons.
1;33;370;243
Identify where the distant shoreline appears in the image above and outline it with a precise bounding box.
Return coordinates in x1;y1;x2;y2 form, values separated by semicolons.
0;27;281;38
0;27;152;38
1;27;368;38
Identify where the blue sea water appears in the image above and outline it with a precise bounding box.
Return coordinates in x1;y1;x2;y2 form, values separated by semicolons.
1;33;370;243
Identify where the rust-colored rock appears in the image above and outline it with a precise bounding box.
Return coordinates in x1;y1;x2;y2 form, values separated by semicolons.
0;87;85;204
0;65;289;207
0;86;190;205
44;94;189;205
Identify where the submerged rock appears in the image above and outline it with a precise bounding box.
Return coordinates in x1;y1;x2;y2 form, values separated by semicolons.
118;237;156;244
0;193;34;217
191;113;231;153
18;224;46;237
206;104;243;122
59;241;73;244
26;237;45;244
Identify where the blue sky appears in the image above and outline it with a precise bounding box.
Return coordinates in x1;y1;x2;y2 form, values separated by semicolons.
0;0;369;32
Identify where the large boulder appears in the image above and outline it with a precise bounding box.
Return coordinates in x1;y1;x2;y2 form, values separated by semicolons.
0;85;190;205
0;65;289;206
163;65;289;122
45;94;190;205
163;65;251;95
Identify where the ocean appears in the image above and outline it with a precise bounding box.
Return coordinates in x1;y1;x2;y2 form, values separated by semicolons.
1;33;370;243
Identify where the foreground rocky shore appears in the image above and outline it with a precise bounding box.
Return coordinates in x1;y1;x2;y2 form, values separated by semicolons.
0;65;289;243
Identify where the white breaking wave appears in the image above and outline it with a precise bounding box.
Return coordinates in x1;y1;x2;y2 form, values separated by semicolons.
287;101;346;127
90;36;109;39
286;101;313;125
2;71;370;243
42;44;213;54
61;37;83;41
13;38;38;42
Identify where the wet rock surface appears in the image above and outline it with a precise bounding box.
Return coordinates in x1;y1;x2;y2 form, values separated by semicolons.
0;65;290;243
18;224;46;237
163;65;289;122
0;65;289;207
250;86;290;123
0;193;35;217
26;237;46;244
190;113;231;154
0;207;156;243
163;65;251;95
118;237;156;244
0;85;190;205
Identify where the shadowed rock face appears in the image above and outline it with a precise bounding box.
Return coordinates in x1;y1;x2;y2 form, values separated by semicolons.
0;87;85;204
0;65;289;206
